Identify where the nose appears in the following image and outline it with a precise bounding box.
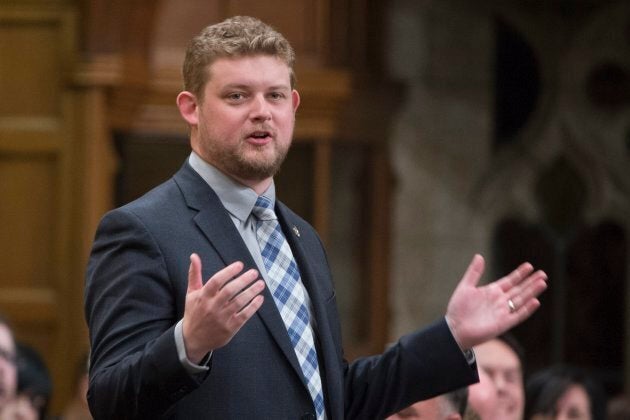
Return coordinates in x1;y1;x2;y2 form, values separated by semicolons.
493;375;510;393
250;95;272;121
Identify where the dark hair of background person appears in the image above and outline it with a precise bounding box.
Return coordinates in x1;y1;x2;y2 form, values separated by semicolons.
607;394;630;420
445;387;469;416
16;342;53;419
496;332;526;372
524;365;607;420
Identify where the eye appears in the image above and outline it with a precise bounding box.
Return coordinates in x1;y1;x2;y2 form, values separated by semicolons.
226;92;246;102
268;91;285;100
504;370;522;384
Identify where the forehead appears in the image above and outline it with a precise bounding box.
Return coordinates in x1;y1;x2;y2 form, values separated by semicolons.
558;384;590;409
475;340;521;369
206;55;292;87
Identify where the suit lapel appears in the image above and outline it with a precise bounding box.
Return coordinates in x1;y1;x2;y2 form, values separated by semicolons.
173;164;306;386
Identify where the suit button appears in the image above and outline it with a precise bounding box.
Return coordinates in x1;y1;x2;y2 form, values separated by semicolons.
301;413;315;420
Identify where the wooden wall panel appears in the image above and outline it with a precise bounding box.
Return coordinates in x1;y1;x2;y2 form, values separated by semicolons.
1;23;60;117
0;4;84;415
226;0;327;66
0;154;57;288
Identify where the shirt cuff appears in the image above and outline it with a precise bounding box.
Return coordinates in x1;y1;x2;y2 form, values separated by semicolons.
463;348;476;365
174;319;211;374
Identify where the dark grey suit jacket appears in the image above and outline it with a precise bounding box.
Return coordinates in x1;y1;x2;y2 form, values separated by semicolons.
84;162;478;419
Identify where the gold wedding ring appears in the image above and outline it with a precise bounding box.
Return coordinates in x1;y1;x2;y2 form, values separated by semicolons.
508;299;516;313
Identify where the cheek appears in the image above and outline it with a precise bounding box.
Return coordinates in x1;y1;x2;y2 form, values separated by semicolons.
513;386;525;404
201;105;243;132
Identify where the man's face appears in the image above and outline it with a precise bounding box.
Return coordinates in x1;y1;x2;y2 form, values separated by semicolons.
0;324;17;408
188;54;299;187
475;339;524;420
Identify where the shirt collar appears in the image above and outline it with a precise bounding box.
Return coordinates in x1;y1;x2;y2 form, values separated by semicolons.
188;151;276;222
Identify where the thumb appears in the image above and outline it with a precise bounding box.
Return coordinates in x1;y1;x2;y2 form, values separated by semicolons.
187;253;203;293
459;254;485;288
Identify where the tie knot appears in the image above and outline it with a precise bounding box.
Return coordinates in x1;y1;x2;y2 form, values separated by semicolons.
253;196;276;221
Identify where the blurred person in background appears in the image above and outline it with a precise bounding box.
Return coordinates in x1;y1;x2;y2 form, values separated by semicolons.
524;365;606;420
14;343;53;420
466;369;499;420
0;315;17;411
474;334;525;420
0;316;39;420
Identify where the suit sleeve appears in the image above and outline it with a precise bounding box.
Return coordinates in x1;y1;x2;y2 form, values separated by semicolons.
343;318;479;419
84;208;207;420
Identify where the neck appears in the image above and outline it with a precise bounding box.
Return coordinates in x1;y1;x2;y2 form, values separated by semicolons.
231;175;273;196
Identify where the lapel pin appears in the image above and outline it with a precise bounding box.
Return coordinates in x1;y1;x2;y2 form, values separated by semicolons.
292;226;300;237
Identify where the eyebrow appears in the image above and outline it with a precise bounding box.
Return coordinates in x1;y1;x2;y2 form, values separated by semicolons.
221;83;290;91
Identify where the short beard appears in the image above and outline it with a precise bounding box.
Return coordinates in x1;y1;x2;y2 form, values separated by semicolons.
215;142;290;181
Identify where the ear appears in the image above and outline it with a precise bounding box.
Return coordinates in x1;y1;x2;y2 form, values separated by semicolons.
176;91;199;126
291;89;300;112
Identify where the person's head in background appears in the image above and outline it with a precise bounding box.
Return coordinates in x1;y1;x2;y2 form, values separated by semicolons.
474;333;525;420
386;388;468;420
15;343;53;420
524;365;606;420
467;368;499;419
0;314;17;409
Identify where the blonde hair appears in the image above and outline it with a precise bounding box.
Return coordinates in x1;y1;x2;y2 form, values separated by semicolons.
182;16;296;99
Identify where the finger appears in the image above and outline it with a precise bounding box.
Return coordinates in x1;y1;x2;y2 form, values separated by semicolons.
509;274;548;309
496;262;535;293
221;293;265;340
218;269;260;303
506;270;547;301
459;254;485;287
231;294;265;328
511;297;541;325
228;279;265;312
187;253;203;293
203;261;245;296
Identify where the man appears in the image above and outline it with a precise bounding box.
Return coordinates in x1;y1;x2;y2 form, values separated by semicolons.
84;16;547;419
386;389;468;420
473;335;526;420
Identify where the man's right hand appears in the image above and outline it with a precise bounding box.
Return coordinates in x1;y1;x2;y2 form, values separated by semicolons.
182;253;265;363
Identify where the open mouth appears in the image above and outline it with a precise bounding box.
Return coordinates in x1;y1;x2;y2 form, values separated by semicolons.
246;130;273;145
249;131;271;140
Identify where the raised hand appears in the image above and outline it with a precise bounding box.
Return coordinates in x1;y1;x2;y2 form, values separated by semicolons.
445;254;547;350
182;253;265;363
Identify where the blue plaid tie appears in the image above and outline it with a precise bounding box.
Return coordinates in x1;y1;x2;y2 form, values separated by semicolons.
253;196;325;420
